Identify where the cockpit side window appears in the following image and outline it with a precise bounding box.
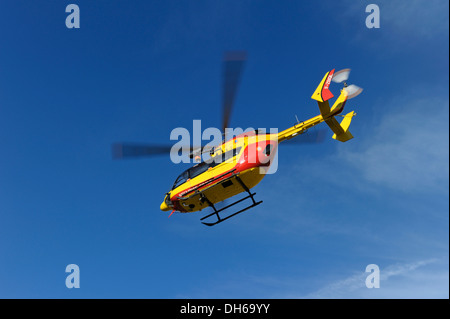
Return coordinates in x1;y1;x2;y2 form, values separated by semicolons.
171;147;242;190
207;147;242;166
187;162;209;180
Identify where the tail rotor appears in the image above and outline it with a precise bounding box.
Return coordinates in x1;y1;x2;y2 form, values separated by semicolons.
332;68;363;100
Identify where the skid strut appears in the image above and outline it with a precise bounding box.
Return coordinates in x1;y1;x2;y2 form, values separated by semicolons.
200;176;262;226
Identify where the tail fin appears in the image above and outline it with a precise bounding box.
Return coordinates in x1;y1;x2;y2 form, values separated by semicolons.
311;69;335;103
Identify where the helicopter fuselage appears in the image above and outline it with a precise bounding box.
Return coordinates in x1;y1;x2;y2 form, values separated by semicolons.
160;131;278;213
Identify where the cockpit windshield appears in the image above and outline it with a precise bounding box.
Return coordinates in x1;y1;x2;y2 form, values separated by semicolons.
172;170;189;189
171;147;242;190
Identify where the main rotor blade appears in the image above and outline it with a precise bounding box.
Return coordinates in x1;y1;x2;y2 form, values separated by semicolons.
281;128;327;145
111;143;213;159
112;143;174;159
222;51;247;135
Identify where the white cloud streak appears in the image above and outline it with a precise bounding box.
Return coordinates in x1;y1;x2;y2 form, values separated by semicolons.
186;258;448;299
303;258;448;299
340;95;449;194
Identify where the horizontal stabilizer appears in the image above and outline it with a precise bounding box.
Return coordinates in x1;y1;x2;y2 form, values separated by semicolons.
326;111;355;142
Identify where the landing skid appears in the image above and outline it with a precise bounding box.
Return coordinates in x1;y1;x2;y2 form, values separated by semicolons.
200;176;262;226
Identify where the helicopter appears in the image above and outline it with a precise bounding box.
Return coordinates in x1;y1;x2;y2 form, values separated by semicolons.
112;52;363;226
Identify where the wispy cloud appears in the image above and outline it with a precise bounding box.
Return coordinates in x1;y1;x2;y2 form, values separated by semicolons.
340;94;449;194
185;258;448;299
303;258;448;299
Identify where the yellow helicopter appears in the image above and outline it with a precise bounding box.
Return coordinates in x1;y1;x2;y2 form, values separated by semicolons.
112;53;363;226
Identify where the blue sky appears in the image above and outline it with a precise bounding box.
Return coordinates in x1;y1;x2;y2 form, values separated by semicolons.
0;1;448;298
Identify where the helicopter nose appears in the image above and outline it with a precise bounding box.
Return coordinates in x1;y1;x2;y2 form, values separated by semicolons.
160;201;171;211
